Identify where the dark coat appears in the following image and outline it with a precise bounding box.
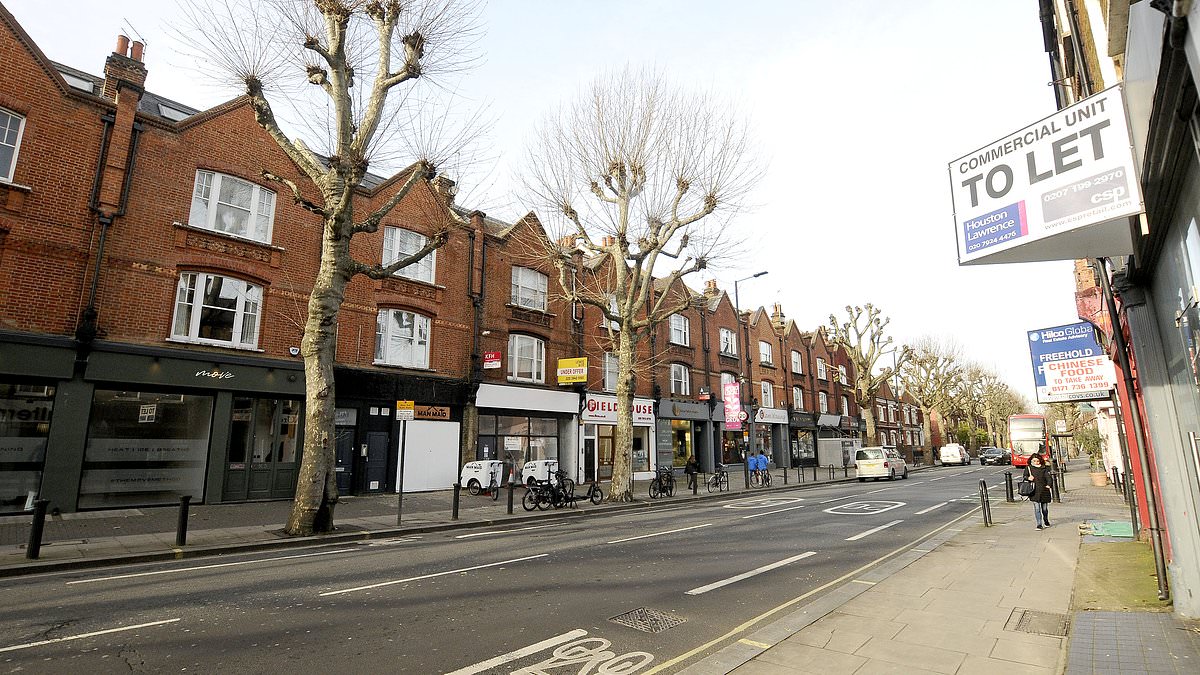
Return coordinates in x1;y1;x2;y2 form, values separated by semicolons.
1026;463;1053;504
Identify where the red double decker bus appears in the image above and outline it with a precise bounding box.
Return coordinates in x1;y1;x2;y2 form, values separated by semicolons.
1008;414;1050;467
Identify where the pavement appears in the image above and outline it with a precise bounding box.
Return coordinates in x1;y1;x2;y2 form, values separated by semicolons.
3;459;1198;674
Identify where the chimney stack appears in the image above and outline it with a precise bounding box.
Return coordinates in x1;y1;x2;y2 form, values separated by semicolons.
704;279;719;297
771;302;786;330
102;33;148;100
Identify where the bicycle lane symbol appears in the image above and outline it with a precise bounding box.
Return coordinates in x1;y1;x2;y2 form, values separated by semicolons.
447;629;655;675
722;497;804;510
822;501;905;515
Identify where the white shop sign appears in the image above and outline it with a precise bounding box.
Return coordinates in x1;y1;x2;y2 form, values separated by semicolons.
754;407;789;424
581;394;655;426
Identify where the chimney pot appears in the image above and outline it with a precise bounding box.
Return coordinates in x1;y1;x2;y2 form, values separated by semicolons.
116;35;130;56
130;41;145;62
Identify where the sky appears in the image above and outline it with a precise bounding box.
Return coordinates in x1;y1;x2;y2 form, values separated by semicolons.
6;0;1079;402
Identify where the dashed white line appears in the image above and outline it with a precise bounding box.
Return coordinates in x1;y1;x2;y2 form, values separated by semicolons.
455;523;559;539
66;548;360;585
319;554;548;596
864;487;894;494
915;502;949;515
685;552;817;595
845;520;903;541
927;476;948;482
607;523;712;544
0;619;180;653
446;629;589;675
742;504;806;519
818;494;855;504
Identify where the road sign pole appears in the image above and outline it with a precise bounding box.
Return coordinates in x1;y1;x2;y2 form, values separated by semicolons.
395;400;415;525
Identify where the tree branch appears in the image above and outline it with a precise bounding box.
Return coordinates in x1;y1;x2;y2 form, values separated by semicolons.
245;77;325;181
351;161;433;234
262;170;328;217
348;227;447;279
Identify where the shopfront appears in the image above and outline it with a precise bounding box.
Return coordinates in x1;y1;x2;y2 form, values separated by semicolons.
753;407;789;466
476;383;578;482
656;399;714;470
579;392;654;482
789;411;817;467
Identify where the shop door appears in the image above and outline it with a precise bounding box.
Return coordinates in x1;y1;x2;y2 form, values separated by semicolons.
224;398;301;501
362;431;389;492
335;427;355;495
584;438;596;482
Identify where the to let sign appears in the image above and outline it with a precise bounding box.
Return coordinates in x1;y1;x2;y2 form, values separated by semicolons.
395;400;415;421
483;351;501;369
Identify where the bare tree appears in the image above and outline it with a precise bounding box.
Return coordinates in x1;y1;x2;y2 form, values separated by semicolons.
900;336;962;452
181;0;482;535
827;304;909;446
524;70;759;501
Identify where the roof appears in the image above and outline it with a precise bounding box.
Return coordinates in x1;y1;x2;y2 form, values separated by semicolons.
51;61;200;123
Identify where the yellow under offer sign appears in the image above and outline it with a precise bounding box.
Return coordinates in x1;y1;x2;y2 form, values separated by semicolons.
556;357;588;385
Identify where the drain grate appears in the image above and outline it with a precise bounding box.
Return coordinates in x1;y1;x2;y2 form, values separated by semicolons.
1004;608;1071;637
609;607;686;634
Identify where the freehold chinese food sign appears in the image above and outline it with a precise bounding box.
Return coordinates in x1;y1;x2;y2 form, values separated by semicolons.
949;86;1143;265
1028;321;1117;403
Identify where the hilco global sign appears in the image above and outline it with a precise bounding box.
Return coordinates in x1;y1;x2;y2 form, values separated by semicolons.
1027;321;1116;403
949;86;1143;266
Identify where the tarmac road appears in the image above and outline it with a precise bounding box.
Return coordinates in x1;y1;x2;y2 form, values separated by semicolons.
0;465;1009;674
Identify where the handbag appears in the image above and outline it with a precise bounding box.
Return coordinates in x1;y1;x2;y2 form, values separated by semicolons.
1018;479;1035;497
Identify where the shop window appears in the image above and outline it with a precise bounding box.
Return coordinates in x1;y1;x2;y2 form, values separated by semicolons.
720;328;737;356
171;272;262;350
383;227;436;283
671;419;693;467
0;108;25;182
0;382;54;514
819;391;829;413
758;340;773;366
671;363;690;395
228;397;300;464
669;314;690;346
508;334;545;382
511;266;548;311
375;309;431;368
189;170;276;243
760;380;773;407
791;350;803;374
477;414;559;476
79;389;214;509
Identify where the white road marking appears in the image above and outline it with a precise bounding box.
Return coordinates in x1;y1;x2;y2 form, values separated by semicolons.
864;487;894;494
0;618;180;653
723;497;803;509
445;628;590;675
845;520;903;541
319;554;548;596
685;552;817;595
66;548;359;585
455;523;559;539
915;502;949;515
607;523;712;544
927;476;948;481
823;501;905;515
741;504;806;519
851;579;877;585
818;494;855;504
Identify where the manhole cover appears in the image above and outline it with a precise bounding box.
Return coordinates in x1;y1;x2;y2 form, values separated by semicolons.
1004;608;1070;637
609;607;686;633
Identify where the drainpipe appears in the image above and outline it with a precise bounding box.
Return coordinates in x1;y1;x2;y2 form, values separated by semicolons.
1098;257;1169;601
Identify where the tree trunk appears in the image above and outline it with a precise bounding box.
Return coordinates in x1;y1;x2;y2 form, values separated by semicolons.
921;407;933;453
286;213;351;536
608;326;637;501
862;404;878;445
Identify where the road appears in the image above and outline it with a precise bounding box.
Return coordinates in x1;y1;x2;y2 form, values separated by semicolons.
0;465;1011;674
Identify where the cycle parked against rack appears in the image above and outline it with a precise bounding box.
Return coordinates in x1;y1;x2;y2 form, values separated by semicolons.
522;478;568;511
649;466;676;499
707;464;730;492
573;480;604;505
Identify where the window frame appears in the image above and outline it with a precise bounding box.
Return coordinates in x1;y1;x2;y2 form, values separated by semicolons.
720;372;737;389
670;363;691;396
170;271;262;350
382;226;437;284
603;352;619;392
374;308;432;368
760;380;773;408
816;357;827;380
758;340;773;366
818;391;829;414
838;364;848;385
719;328;738;356
0;108;26;183
792;386;804;410
508;334;546;383
791;350;803;374
669;313;690;346
188;170;277;244
841;395;850;416
511;267;549;312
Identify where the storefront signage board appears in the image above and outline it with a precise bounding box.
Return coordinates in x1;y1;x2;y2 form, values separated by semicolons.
754;407;789;424
1027;321;1115;403
581;394;654;426
556;357;588;384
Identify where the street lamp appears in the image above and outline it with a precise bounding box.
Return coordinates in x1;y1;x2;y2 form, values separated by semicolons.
734;270;768;488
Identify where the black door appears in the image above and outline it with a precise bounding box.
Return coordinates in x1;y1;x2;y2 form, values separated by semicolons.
363;431;389;492
335;427;356;494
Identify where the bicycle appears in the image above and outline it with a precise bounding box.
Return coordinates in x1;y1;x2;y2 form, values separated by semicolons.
552;469;575;496
649;466;676;499
522;479;568;511
574;480;604;505
706;464;730;492
749;469;762;488
760;468;772;487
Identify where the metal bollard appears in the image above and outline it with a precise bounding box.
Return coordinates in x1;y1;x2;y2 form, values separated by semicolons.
979;479;992;526
783;466;788;485
452;482;460;520
1112;467;1121;493
1052;472;1062;503
175;495;192;547
25;499;50;560
507;480;515;514
1004;471;1015;502
843;465;849;478
828;465;835;480
692;473;698;495
812;465;818;481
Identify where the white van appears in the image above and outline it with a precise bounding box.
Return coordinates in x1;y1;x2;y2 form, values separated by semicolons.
939;443;970;466
855;446;908;481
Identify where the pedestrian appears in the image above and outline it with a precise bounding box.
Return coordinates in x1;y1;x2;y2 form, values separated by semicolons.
756;450;769;484
684;455;699;490
1025;454;1053;529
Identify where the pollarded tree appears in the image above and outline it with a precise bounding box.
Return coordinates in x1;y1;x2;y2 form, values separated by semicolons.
525;70;759;501
827;304;910;446
900;336;963;452
182;0;482;535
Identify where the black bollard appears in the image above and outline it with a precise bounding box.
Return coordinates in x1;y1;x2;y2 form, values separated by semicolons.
175;495;192;547
783;466;788;485
1004;471;1015;502
26;499;50;560
507;479;515;515
692;473;698;495
1052;472;1062;503
979;479;992;526
828;465;835;480
1112;467;1121;493
843;465;848;478
452;482;461;520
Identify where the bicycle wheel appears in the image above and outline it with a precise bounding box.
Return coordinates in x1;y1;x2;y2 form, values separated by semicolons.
649;478;661;499
590;485;603;505
491;481;500;501
665;476;676;497
522;489;538;511
467;479;481;496
562;478;575;496
763;472;772;487
536;491;552;510
706;474;718;493
719;473;729;491
750;472;761;488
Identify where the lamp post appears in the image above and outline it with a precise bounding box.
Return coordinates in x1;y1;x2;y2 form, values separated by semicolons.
734;270;768;489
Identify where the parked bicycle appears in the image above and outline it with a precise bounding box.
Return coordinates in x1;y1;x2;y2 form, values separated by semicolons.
573;480;604;505
707;464;730;492
649;466;676;499
552;469;575;495
522;479;568;511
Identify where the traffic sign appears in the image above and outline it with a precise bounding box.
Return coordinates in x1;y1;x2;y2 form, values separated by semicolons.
737;410;749;422
395;400;415;421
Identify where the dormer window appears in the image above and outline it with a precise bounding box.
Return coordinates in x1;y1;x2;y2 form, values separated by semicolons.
189;170;276;244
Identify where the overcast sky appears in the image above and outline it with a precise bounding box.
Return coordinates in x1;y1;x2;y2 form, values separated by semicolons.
8;0;1078;402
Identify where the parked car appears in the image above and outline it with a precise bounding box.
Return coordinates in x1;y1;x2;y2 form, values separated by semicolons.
855;446;908;481
978;446;1011;466
939;443;971;466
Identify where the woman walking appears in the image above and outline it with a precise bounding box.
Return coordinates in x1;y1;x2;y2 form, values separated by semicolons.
1025;454;1053;529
